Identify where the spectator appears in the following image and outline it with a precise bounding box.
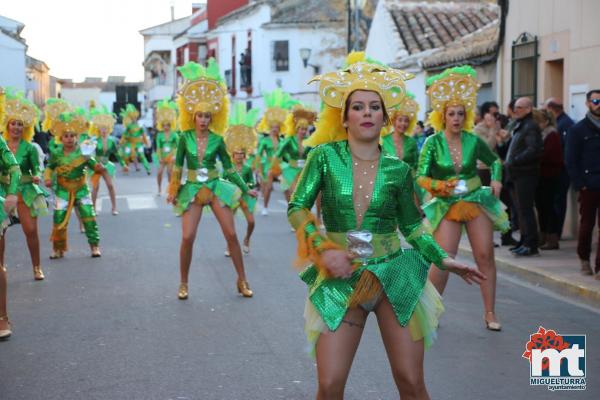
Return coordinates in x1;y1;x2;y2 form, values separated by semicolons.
505;97;543;256
532;109;563;250
414;120;426;151
473;109;499;185
543;97;575;238
495;101;520;246
479;101;500;119
565;89;600;278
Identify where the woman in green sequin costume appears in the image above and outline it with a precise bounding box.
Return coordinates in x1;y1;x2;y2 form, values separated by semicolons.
223;103;260;256
44;110;107;259
278;104;316;203
154;99;179;196
290;53;485;399
0;87;22;340
380;92;426;204
256;88;297;215
167;60;257;300
89;107;127;215
0;91;48;281
119;104;151;175
417;66;509;332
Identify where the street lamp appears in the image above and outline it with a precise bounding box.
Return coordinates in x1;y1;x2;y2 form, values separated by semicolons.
299;48;320;74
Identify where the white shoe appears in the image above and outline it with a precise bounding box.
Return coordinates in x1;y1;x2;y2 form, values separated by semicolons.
242;245;250;255
261;208;269;216
224;249;230;257
111;210;119;216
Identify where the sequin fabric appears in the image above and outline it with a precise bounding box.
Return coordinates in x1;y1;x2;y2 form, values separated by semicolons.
417;131;509;231
288;140;448;331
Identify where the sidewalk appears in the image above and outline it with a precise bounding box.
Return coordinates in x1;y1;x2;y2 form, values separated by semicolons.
458;237;600;309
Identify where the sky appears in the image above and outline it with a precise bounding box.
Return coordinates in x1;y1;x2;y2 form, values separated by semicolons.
2;0;204;82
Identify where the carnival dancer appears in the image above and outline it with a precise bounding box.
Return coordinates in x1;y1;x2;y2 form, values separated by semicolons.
44;109;107;259
223;103;260;256
155;99;179;196
167;59;257;300
43;98;73;155
119;104;150;174
381;92;426;204
255;88;297;215
0;90;48;281
0;87;22;340
89;107;126;215
417;66;509;331
278;104;316;202
291;53;485;398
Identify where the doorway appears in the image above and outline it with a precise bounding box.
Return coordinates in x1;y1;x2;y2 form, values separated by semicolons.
544;59;564;105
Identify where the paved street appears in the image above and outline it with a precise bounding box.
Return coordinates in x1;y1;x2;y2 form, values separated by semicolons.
1;171;598;400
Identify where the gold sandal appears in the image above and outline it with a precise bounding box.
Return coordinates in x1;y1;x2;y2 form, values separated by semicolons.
0;315;12;339
237;279;253;298
484;312;502;331
33;265;45;281
178;283;188;300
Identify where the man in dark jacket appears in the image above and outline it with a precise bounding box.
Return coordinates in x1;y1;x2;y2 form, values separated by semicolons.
566;89;600;278
505;97;543;256
544;97;575;237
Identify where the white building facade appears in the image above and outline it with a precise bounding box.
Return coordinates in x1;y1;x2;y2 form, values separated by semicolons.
208;1;345;112
0;15;27;92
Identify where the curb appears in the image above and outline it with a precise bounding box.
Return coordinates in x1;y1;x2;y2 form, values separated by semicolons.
458;245;600;309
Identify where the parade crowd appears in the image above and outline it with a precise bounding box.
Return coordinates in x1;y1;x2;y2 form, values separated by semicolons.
0;52;598;399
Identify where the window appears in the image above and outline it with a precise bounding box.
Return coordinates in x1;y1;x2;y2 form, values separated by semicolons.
272;40;289;72
511;32;538;104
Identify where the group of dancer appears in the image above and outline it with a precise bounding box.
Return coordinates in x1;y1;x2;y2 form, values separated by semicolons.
1;51;511;399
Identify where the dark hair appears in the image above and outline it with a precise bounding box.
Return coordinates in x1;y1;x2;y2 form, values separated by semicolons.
496;113;509;129
416;120;424;129
508;98;517;112
343;90;390;125
479;101;499;117
587;90;600;100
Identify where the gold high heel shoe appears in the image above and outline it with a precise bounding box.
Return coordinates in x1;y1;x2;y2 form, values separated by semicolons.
90;246;101;258
0;315;12;340
49;250;64;259
33;265;45;281
178;283;188;300
484;312;502;331
237;279;253;298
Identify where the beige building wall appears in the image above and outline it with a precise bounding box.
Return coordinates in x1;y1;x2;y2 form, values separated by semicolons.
500;0;600;239
501;0;600;115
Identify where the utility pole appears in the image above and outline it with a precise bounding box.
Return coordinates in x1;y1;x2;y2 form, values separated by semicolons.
353;0;361;51
347;0;352;53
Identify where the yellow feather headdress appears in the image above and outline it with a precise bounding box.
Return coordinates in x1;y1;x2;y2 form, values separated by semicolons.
384;92;419;137
89;106;116;137
51;108;89;143
155;99;178;131
176;58;229;135
224;103;260;155
426;65;479;132
283;104;317;138
305;51;414;147
1;89;41;143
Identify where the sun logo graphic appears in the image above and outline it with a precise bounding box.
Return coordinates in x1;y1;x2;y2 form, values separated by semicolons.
522;326;586;391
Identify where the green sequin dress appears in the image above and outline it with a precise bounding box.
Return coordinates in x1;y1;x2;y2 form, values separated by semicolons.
95;136;125;177
417;131;509;231
0;140;48;217
276;136;307;191
255;133;277;180
170;130;249;215
155;131;179;163
288;141;447;354
381;132;427;203
0;137;21;230
232;164;256;213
